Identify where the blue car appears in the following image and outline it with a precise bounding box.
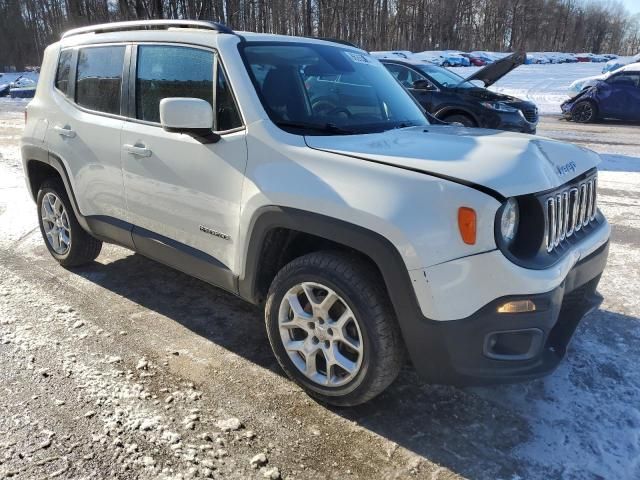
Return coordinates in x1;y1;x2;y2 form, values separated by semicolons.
603;53;640;73
561;64;640;123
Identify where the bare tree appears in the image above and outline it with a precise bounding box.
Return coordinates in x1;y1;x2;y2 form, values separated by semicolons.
1;0;638;70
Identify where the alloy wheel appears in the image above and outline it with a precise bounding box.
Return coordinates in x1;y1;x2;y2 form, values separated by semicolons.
41;192;71;255
573;102;594;123
278;282;364;387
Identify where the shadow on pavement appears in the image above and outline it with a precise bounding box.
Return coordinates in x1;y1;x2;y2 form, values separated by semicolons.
71;251;640;480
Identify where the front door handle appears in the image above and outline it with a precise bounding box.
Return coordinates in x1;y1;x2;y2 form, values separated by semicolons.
54;125;76;138
123;144;152;158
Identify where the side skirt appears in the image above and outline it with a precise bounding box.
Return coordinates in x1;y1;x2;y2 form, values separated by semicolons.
86;215;238;295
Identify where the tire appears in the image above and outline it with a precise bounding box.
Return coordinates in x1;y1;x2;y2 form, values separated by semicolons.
443;61;451;67
571;100;597;123
444;113;477;127
265;251;404;406
37;178;102;267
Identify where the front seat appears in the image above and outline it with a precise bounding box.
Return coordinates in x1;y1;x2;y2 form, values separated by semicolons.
261;67;308;121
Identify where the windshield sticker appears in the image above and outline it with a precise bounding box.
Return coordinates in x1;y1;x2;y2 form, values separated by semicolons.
345;52;380;66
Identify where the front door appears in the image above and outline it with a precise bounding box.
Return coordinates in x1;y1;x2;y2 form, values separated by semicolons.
121;44;246;286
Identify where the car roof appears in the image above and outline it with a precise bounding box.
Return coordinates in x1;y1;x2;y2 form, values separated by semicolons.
621;62;640;72
378;58;441;68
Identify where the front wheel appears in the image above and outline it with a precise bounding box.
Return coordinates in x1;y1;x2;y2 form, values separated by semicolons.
571;100;597;123
37;178;102;267
265;251;404;406
444;113;477;127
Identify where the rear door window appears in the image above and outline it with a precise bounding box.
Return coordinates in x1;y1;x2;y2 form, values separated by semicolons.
135;45;214;123
75;46;126;115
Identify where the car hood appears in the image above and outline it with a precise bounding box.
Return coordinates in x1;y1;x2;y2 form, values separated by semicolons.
304;126;600;198
465;50;526;87
458;88;529;104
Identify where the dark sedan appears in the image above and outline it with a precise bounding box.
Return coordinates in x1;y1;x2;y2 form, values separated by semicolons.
379;52;539;134
561;65;640;123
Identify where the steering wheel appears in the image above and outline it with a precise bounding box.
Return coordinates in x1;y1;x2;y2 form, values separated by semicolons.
311;99;352;118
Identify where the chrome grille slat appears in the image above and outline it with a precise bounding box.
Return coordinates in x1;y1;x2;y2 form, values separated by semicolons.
544;175;598;253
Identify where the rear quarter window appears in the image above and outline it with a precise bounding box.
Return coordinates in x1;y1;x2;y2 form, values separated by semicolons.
75;46;126;115
55;50;73;96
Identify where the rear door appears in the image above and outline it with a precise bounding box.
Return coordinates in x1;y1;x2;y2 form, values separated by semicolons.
45;44;128;221
120;44;246;287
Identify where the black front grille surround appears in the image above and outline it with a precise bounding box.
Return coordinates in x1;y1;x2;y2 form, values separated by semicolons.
495;168;602;269
520;106;538;123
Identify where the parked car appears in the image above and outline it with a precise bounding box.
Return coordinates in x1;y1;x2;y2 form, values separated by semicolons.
560;53;579;63
23;21;609;406
469;51;498;64
410;50;446;65
568;64;632;94
0;75;9;96
440;50;471;66
603;53;640;73
370;50;413;60
562;62;640;123
9;76;37;98
415;50;465;67
574;53;593;62
526;52;551;64
461;53;486;66
380;51;539;133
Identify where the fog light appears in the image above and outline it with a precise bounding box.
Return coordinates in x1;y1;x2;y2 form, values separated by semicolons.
497;300;536;314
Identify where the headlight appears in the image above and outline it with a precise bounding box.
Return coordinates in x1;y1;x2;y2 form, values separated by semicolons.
498;198;519;245
481;101;519;113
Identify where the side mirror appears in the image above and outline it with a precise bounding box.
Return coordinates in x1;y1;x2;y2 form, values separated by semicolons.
160;97;220;144
411;79;435;91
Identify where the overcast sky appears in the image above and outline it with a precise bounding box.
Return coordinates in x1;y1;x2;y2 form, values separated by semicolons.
621;0;640;15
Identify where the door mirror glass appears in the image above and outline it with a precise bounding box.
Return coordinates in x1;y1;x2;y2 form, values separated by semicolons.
160;98;219;143
412;79;436;90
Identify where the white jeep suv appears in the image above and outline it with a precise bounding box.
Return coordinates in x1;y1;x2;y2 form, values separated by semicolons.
21;20;610;406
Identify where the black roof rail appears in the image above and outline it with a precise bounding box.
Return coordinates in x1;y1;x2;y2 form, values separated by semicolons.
310;37;359;48
61;20;234;39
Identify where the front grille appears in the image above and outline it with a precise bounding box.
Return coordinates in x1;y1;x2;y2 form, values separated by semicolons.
521;107;538;123
545;176;597;253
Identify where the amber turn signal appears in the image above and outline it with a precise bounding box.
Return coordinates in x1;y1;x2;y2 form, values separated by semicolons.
458;207;476;245
497;300;537;314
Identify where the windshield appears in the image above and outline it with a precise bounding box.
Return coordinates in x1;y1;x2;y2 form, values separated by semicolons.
241;43;429;135
414;64;477;89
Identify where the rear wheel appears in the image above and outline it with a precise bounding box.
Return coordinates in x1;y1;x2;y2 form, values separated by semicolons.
37;178;102;267
265;251;404;406
571;100;597;123
444;113;477;128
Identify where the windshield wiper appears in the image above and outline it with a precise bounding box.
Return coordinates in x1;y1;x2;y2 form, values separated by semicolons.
274;121;356;135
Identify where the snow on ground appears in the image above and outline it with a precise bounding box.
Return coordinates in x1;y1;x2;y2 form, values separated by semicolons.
459;63;605;115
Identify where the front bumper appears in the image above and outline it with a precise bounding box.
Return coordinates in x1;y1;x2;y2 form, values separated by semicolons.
480;108;538;134
406;241;609;385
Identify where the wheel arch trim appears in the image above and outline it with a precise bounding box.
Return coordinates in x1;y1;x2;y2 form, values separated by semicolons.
239;206;429;372
22;144;92;233
434;106;480;125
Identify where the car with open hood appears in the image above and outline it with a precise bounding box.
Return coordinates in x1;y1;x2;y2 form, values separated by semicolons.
562;62;640;123
22;21;609;406
380;51;538;133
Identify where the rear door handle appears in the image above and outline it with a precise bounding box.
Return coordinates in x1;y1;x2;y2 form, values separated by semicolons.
123;144;152;158
54;125;76;138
